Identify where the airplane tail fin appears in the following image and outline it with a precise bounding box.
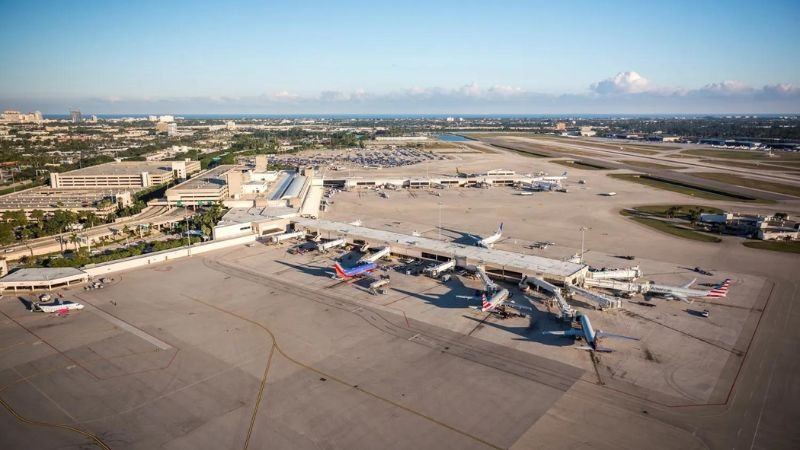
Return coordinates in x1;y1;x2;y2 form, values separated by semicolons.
707;278;731;298
481;294;493;312
562;171;567;177
334;263;349;279
498;222;504;233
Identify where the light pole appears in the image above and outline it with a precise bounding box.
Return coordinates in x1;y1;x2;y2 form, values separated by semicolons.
579;226;590;264
438;203;442;241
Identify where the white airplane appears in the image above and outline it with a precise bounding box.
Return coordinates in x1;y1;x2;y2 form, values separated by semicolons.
646;278;731;303
471;223;504;248
544;314;638;352
537;171;568;183
32;299;85;314
470;290;533;317
514;191;534;196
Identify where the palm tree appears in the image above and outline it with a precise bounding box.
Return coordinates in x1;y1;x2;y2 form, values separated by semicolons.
69;233;80;250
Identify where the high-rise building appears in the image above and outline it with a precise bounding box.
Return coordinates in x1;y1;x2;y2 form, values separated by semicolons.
70;110;82;123
1;111;43;123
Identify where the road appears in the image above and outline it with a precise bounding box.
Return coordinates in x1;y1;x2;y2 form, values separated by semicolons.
1;206;191;261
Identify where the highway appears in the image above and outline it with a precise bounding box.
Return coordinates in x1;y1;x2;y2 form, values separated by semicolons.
1;206;192;261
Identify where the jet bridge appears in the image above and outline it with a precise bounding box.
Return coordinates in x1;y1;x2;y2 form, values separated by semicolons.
583;278;643;295
360;246;391;263
317;238;346;252
424;259;456;278
474;265;497;291
587;266;642;281
567;285;622;310
520;275;576;320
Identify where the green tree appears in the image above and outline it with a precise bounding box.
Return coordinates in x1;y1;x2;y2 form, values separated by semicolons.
30;209;45;230
0;223;14;245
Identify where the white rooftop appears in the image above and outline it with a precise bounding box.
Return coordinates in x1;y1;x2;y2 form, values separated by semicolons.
0;267;87;283
294;218;586;279
218;206;298;226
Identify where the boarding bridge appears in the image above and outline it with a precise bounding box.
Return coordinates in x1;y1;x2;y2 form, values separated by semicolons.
587;266;642;281
317;238;346;252
369;279;389;295
475;265;497;291
270;231;305;243
583;278;642;295
520;275;576;320
360;246;391;263
567;285;622;310
424;259;455;278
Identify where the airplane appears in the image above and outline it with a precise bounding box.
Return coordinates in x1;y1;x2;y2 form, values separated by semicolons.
471;223;504;248
332;261;378;280
543;314;638;352
537;171;568;183
514;191;534;196
645;278;731;303
32;299;85;314
470;290;533;318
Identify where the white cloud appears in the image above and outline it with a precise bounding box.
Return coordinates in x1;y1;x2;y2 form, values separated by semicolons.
590;71;654;95
6;73;798;114
695;80;754;95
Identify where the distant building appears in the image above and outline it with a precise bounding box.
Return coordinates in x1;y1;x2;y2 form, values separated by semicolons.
1;110;43;124
148;115;158;122
49;159;200;189
158;115;175;123
70;110;82;123
579;126;596;137
225;120;237;131
554;122;567;131
155;122;178;136
700;212;799;240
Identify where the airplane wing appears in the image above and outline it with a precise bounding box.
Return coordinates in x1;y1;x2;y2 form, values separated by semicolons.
542;329;582;337
596;331;639;341
583;345;614;353
681;278;697;289
673;294;693;304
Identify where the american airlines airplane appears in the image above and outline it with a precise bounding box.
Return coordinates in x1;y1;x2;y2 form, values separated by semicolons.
470;290;533;318
32;299;85;314
544;314;638;352
472;223;504;248
646;278;731;303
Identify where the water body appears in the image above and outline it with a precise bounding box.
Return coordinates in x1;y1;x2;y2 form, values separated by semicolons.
435;134;469;141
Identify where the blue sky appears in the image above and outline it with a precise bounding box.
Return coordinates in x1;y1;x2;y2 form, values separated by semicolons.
1;0;799;113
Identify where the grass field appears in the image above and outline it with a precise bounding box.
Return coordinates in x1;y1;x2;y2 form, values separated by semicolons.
551;159;611;170
690;172;800;197
488;143;549;157
608;173;759;201
631;204;724;216
620;160;685;170
743;240;800;254
626;216;722;243
698;160;800;171
681;149;800;161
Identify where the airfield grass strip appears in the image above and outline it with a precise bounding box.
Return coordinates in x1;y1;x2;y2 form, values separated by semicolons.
551;160;610;170
742;240;800;254
608;173;759;202
627;216;722;243
689;172;800;197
